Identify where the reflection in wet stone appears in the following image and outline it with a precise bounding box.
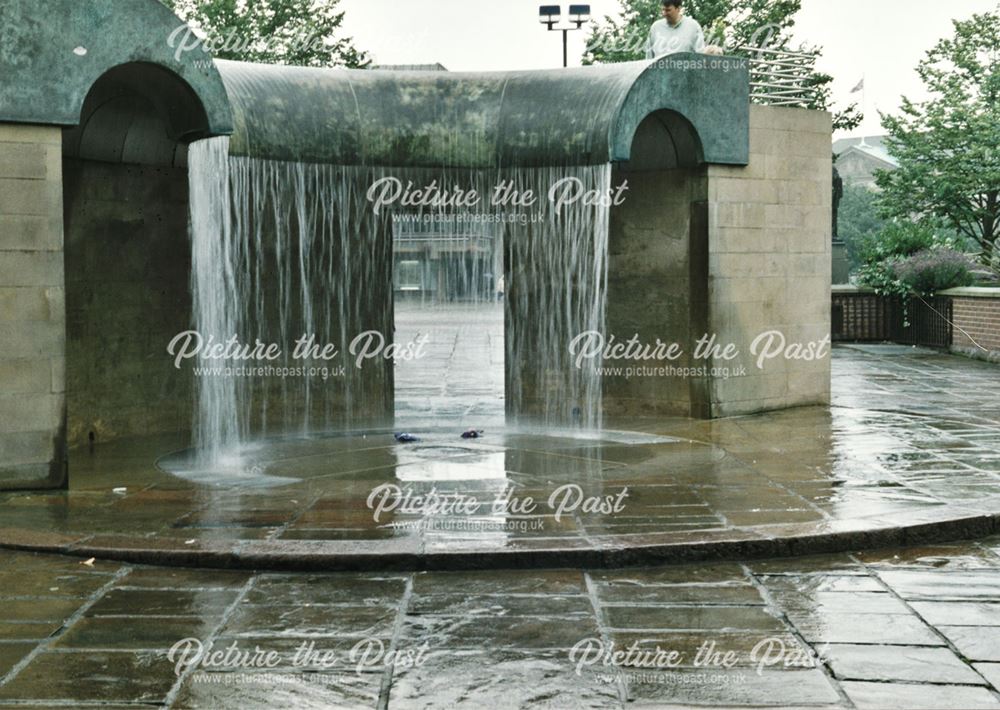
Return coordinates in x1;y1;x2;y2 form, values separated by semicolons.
389;650;621;710
841;680;1000;710
223;604;398;639
0;348;998;707
0;651;177;704
86;589;239;617
821;643;985;684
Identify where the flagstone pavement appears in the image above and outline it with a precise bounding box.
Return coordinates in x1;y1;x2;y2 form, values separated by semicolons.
4;541;1000;707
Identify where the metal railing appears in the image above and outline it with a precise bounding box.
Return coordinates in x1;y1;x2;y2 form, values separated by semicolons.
739;46;819;109
832;291;954;348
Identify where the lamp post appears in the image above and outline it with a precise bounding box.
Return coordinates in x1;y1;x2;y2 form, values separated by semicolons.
539;5;591;68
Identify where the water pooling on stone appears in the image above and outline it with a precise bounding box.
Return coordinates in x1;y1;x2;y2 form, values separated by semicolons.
187;137;612;472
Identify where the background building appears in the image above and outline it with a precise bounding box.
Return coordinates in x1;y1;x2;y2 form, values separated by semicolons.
833;135;899;189
832;135;899;282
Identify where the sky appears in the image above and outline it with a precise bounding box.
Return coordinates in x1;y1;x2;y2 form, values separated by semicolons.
336;0;998;139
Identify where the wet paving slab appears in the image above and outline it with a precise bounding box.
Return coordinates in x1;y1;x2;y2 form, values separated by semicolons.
3;539;1000;706
2;346;1000;570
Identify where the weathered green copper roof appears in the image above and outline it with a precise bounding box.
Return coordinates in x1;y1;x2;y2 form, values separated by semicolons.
0;0;747;167
0;0;233;137
217;56;750;167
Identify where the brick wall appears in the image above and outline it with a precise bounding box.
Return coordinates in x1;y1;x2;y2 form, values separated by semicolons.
0;124;66;489
948;289;1000;362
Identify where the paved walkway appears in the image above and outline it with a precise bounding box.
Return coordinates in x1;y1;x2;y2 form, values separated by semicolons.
4;540;1000;707
394;302;505;426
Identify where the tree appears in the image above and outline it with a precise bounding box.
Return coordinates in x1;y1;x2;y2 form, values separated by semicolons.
162;0;370;68
582;0;861;131
838;184;886;272
875;8;1000;269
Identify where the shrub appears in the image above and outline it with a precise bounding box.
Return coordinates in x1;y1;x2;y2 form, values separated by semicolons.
857;221;936;265
855;222;938;297
892;248;977;296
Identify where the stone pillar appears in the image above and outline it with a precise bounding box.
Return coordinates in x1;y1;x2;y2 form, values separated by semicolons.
0;124;66;489
604;166;711;418
704;106;832;416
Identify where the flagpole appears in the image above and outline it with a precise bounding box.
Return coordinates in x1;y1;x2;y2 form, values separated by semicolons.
862;74;867;136
850;75;866;139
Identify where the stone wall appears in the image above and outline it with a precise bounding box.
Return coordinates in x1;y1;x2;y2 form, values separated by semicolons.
0;125;66;489
600;106;832;420
604;167;710;418
63;159;193;448
704;105;833;416
0;104;835;491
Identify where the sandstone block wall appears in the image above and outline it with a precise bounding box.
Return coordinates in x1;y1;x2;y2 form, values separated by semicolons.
0;125;66;489
704;106;832;416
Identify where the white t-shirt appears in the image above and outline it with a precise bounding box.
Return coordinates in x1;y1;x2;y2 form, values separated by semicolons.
644;16;706;58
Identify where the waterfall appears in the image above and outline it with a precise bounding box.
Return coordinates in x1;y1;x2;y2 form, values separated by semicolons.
187;137;392;469
187;137;611;468
504;165;611;429
188;137;240;467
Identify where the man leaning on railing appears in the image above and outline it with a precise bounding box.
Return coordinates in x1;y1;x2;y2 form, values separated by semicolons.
644;0;706;58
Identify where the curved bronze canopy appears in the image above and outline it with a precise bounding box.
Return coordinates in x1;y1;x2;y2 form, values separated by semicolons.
218;58;749;167
0;0;749;168
0;0;233;139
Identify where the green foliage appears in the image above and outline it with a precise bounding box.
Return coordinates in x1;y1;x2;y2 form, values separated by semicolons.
582;0;861;131
808;70;862;132
582;0;798;63
893;248;977;297
704;18;728;47
161;0;369;68
875;8;1000;271
855;220;979;300
838;184;886;272
855;222;938;297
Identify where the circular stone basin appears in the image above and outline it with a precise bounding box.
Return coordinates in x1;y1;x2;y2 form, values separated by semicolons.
3;406;1000;572
156;426;703;489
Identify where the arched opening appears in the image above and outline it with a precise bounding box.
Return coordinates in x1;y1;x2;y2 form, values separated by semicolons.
620;109;704;172
605;109;710;418
62;62;212;453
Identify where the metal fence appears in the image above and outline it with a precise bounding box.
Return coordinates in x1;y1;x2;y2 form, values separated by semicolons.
740;46;819;108
832;291;953;348
832;291;892;342
890;297;954;348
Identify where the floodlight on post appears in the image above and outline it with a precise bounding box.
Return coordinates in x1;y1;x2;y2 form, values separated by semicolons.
539;5;561;27
538;4;591;68
568;5;591;26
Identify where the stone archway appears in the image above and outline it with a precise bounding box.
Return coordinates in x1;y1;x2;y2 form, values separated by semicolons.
0;0;233;490
604;109;711;418
62;62;214;451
